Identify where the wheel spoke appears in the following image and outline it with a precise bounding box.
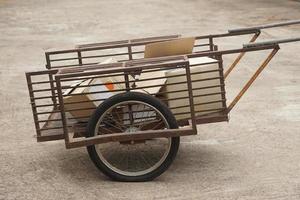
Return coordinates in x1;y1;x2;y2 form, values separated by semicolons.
149;119;164;130
93;98;174;177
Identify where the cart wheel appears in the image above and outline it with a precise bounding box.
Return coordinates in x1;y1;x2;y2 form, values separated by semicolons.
86;92;180;182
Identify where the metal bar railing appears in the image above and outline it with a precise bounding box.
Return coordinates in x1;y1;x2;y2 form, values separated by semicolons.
225;20;300;78
227;46;280;112
243;37;300;48
228;19;300;33
224;31;261;79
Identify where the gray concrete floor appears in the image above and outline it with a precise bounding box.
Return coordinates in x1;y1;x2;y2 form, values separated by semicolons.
1;0;300;199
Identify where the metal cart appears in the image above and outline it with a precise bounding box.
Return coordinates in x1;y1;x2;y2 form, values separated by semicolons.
26;20;300;181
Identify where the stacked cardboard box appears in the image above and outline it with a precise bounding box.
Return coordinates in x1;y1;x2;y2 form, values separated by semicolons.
63;59;167;121
144;37;223;120
63;37;224;122
63;77;124;120
163;57;223;120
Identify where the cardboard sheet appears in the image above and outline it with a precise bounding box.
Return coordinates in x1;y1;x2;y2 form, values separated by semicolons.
144;37;195;58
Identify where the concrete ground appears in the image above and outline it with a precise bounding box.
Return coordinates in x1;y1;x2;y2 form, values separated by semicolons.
1;0;300;199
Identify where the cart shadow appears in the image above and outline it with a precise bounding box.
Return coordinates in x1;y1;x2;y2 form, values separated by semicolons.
57;150;111;181
34;145;111;182
165;144;236;182
34;142;234;183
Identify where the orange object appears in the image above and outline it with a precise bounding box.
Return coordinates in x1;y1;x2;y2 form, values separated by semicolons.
105;81;114;91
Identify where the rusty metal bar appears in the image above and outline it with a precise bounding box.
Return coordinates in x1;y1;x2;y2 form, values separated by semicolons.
169;100;226;110
130;35;180;44
77;51;83;65
228;19;300;33
56;89;225;110
51;62;100;69
36;109;60;115
224;31;261;79
128;45;133;60
32;102;57;108
227;46;280;112
160;91;225;102
46;31;259;69
66;127;195;149
45;52;51;69
50;52;129;62
37;133;65;142
38;126;65;131
243;37;300;48
187;44;277;58
126;44;133;129
58;62;215;84
193;114;228;125
26;73;41;137
56;68;221;91
174;108;224;116
76;39;129;49
195;30;259;40
56;59;187;79
55;76;70;145
30;80;55;85
209;36;214;51
216;54;227;112
183;57;197;131
48;74;58;109
194;43;210;48
60;77;222;98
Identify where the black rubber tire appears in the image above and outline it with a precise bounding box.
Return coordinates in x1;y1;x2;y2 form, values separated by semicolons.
86;92;180;182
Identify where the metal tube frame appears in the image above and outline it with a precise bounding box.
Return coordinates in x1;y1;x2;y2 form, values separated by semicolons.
26;19;300;146
227;45;280;112
55;56;198;149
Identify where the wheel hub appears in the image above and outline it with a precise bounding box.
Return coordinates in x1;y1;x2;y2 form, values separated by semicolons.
125;126;139;133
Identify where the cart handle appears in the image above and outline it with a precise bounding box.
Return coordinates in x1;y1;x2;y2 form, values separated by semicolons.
243;37;300;48
225;20;300;78
228;19;300;33
228;37;300;112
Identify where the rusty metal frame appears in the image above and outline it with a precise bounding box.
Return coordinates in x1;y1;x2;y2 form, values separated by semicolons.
44;30;261;71
227;46;280;112
25;69;64;141
188;44;281;112
26;42;281;146
25;17;300;148
224;31;261;79
54;56;198;148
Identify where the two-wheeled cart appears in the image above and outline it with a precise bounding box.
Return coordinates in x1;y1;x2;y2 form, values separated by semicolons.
26;20;300;181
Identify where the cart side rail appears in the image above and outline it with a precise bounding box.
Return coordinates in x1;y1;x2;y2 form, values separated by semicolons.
44;19;300;75
25;69;65;141
44;30;262;70
225;37;300;112
186;42;282;113
54;56;226;148
243;37;300;48
28;42;296;146
228;19;300;33
45;35;183;69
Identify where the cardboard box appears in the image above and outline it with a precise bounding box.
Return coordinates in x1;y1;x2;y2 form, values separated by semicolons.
134;70;166;95
163;57;223;120
144;37;195;58
63;79;95;120
63;59;167;121
63;77;126;121
122;70;166;125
